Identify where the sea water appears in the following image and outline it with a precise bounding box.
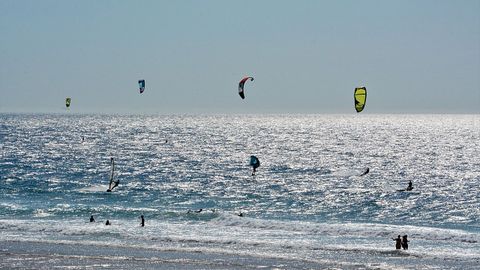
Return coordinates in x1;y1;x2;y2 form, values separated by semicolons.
0;114;479;269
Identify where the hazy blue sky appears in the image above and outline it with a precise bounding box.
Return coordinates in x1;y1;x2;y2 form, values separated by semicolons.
1;0;479;113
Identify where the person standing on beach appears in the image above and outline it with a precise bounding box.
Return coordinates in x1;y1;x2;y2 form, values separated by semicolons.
140;215;145;227
392;235;401;249
402;235;409;250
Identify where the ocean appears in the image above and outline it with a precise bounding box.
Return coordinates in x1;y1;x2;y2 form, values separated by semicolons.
0;114;479;269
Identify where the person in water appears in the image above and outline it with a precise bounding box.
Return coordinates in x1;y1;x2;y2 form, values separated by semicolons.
140;215;145;227
392;235;401;250
90;215;95;222
105;220;111;226
360;167;370;176
402;235;409;250
406;181;413;191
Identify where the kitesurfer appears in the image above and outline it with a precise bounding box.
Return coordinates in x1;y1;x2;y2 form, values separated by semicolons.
392;235;401;250
360;167;369;176
406;181;413;191
89;215;95;222
140;215;145;227
250;156;260;176
402;235;409;250
105;220;111;226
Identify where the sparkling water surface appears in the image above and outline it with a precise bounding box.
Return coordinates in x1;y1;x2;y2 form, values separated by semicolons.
1;114;479;269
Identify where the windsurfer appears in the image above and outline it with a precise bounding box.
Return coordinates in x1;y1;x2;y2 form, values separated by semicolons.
107;157;119;192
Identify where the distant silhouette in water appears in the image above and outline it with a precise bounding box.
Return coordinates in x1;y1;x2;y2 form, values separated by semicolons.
359;167;369;176
406;181;413;191
250;156;260;176
392;235;401;249
402;235;409;250
398;181;414;192
237;212;244;217
105;220;111;226
140;215;145;227
89;215;95;222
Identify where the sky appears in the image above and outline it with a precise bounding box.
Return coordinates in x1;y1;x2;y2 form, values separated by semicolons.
0;0;479;114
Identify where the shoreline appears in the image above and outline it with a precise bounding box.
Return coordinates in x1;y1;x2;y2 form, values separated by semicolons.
0;240;357;270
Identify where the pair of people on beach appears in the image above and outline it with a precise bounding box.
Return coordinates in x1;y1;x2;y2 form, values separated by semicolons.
393;235;409;250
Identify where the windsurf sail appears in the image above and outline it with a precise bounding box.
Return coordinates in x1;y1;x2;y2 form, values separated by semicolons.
65;98;71;108
238;76;254;99
354;87;367;113
250;155;260;169
138;80;145;94
107;158;119;191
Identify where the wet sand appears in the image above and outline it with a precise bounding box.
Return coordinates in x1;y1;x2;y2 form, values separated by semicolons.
0;240;359;270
